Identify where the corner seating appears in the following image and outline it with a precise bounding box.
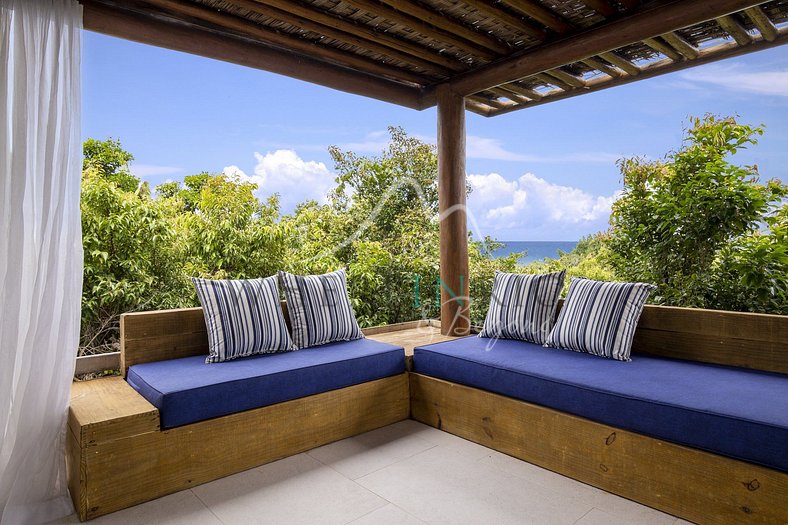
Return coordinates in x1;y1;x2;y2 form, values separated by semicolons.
68;304;788;524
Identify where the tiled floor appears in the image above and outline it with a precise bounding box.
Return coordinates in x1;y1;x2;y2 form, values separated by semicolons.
51;420;692;525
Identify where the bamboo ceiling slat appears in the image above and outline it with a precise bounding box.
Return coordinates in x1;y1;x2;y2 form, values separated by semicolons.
83;0;788;116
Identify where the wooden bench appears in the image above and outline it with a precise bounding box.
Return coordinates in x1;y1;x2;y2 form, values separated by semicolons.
411;305;788;525
68;305;787;523
66;309;429;521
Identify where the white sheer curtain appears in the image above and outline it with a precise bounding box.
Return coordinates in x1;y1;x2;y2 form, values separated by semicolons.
0;1;83;523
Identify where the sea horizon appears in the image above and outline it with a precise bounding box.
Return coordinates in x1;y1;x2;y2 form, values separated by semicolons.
490;240;578;265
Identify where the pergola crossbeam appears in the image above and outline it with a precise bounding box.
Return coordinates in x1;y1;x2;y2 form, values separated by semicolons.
446;0;771;96
716;14;753;46
745;5;779;41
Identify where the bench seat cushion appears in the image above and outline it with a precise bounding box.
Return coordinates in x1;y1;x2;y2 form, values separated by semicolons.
128;338;406;428
413;337;788;471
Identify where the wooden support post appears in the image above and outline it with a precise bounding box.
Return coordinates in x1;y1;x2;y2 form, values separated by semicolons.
437;85;470;336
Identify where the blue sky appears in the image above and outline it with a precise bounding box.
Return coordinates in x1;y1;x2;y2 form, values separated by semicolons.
83;31;788;241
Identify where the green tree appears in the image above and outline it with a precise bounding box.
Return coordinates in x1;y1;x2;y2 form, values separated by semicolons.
83;138;139;193
608;115;787;311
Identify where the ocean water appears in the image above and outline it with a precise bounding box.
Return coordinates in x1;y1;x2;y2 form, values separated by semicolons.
491;240;578;265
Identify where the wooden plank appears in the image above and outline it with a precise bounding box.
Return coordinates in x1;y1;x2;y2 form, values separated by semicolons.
377;0;512;55
77;374;409;520
501;82;545;99
437;86;470;337
632;329;787;374
74;351;120;375
66;425;86;521
544;68;587;88
69;377;160;445
580;56;624;77
745;6;778;42
660;31;700;59
486;33;788;115
643;36;684;61
598;51;640;75
362;319;427;336
367;325;457;355
448;0;765;95
81;1;425;110
716;14;753;46
410;373;788;525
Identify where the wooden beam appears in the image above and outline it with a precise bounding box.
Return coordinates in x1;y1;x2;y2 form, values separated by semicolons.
598;51;640;75
231;0;463;74
447;0;767;95
581;0;617;18
660;31;700;59
377;0;511;55
492;87;529;104
744;6;778;42
534;72;572;91
81;2;424;109
501;82;545;99
147;0;450;80
716;14;753;46
339;0;501;60
460;0;547;40
464;97;494;116
498;0;573;33
643;36;684;61
580;56;623;77
436;86;470;337
243;0;468;71
544;68;587;88
486;32;788;116
468;94;510;110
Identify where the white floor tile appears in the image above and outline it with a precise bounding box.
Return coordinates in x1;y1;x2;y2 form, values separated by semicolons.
47;490;221;525
192;453;386;525
397;420;494;461
356;444;593;525
345;503;426;525
308;420;436;479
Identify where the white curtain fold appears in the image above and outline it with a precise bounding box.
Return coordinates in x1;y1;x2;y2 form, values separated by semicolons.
0;1;83;523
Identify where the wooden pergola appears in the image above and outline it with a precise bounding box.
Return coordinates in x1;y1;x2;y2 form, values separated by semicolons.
81;0;788;335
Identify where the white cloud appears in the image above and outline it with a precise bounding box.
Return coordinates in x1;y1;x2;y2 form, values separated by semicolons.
467;172;618;240
224;150;334;212
681;64;788;97
130;164;183;178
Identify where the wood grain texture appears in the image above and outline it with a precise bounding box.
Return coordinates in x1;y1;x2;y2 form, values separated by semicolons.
367;325;457;356
449;0;765;95
410;373;788;525
71;374;409;520
437;85;470;337
69;377;159;445
81;2;424;110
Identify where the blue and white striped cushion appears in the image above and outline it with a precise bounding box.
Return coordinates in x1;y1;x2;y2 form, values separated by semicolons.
545;278;656;361
193;276;295;363
279;269;364;349
479;271;565;344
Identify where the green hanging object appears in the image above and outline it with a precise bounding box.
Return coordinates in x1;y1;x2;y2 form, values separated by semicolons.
435;276;440;309
413;274;421;308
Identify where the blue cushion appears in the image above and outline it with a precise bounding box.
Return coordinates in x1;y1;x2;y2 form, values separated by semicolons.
413;337;788;472
128;338;406;428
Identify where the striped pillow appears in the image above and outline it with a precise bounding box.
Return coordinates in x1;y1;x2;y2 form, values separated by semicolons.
279;269;364;349
479;271;565;344
545;278;656;361
193;276;295;363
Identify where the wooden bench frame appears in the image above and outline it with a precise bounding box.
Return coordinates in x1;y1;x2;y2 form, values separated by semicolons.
68;305;787;523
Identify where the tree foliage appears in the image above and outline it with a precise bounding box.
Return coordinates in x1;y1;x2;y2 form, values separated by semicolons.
79;118;786;354
608;115;787;312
